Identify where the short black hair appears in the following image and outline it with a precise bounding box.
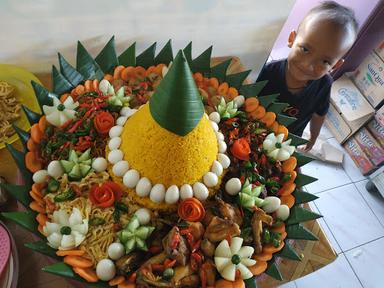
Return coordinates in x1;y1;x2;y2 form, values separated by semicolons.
301;1;359;39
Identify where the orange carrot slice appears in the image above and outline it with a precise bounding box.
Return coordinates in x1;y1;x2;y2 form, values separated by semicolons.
113;65;126;80
29;201;45;214
92;79;99;92
103;74;114;82
193;72;203;82
29;190;44;205
227;87;239;100
56;250;85;257
270;121;279;134
36;213;48;226
154;64;166;76
121;67;135;81
249;105;266;120
253;251;273;261
280;194;295;208
244;97;259;112
84;80;93;92
282;156;297;173
209;77;219;89
109;276;125;286
279;182;296;196
73;267;98;283
218;82;229;96
60;93;70;103
27;138;39;152
30;124;44;143
38;115;47;134
75;85;85;96
32;183;44;197
134;66;146;79
260;111;276;127
248;260;267;276
64;255;93;268
25;152;42;173
145;66;156;77
277;125;289;140
263;241;285;254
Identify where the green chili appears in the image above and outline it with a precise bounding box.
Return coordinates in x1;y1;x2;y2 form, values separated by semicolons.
54;188;75;202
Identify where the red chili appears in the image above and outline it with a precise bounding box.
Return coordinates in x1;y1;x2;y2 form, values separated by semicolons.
200;269;207;288
191;239;201;253
190;252;203;271
128;272;137;283
164;259;177;269
151;264;164;272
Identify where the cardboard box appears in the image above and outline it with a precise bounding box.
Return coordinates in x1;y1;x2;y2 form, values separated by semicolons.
375;41;384;62
375;105;384;127
325;75;375;143
367;118;384;147
351;52;384;108
353;127;384;166
324;103;352;143
343;138;376;175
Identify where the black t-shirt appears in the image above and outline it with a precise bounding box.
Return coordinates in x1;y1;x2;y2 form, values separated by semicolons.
257;59;332;136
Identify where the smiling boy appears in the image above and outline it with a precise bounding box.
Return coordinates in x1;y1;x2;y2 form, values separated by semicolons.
258;1;358;151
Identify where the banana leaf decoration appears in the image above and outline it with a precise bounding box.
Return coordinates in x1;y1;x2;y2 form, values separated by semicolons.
1;36;323;287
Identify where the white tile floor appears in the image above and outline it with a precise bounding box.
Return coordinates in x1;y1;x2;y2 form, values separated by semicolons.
278;125;384;288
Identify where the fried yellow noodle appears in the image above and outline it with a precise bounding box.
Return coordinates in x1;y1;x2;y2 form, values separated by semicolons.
45;171;115;265
0;81;21;142
81;207;115;265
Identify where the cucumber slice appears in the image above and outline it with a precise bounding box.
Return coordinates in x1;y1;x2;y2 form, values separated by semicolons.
81;159;92;166
68;164;81;180
127;216;140;232
79;164;91;177
78;148;91;162
135;237;145;249
120;230;134;242
125;238;136;253
68;150;78;162
60;160;75;173
135;226;155;239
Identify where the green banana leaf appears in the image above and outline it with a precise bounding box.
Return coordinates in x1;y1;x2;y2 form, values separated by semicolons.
42;262;110;287
294;151;316;167
183;41;193;65
12;124;30;152
191;46;212;73
52;65;73;95
239;80;268;98
210;58;232;82
154;40;174;65
295;173;318;187
25;241;61;260
289;133;309;146
226;70;251;89
1;211;41;238
95;36;119;74
276;114;297;127
265;259;283;281
5;144;32;186
31;81;55;110
0;183;30;208
267;102;289;114
58;52;84;86
22;105;41;125
258;94;279;108
136;42;156;68
244;277;258;288
286;206;322;225
76;41;104;80
292;189;319;204
275;241;302;261
118;42;136;67
286;224;319;241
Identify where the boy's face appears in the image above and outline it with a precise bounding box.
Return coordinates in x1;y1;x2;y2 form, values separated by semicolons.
287;16;354;83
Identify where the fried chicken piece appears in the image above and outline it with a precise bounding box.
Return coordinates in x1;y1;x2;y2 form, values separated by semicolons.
251;207;273;253
204;216;241;243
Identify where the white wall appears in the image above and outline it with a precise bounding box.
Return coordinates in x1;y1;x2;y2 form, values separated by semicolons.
0;0;295;79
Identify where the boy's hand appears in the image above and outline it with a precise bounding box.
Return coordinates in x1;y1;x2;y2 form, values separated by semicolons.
302;138;316;152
